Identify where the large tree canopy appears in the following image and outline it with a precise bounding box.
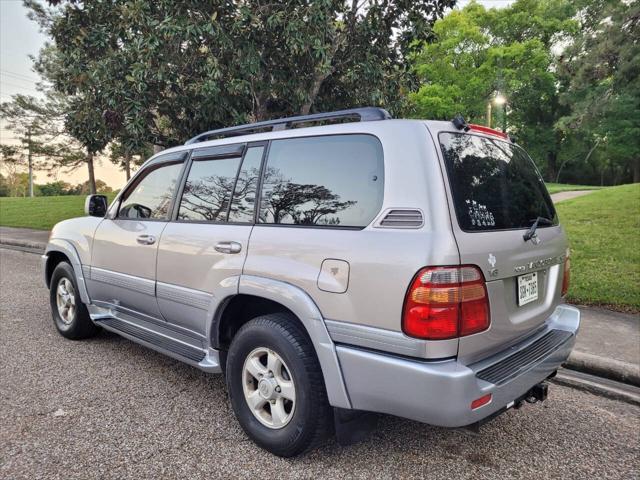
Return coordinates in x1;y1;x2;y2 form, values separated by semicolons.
557;0;640;183
408;0;579;180
26;0;454;147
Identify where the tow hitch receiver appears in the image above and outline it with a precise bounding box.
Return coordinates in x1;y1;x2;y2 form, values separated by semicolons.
526;382;549;403
464;382;550;433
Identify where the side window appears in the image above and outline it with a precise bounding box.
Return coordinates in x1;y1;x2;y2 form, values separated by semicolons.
118;162;183;220
258;135;384;227
177;156;242;222
228;146;264;223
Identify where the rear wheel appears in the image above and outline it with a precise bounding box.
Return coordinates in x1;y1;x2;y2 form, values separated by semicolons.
49;262;99;340
226;313;333;457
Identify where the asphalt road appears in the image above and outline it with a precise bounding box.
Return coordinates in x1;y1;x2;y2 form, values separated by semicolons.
1;248;638;480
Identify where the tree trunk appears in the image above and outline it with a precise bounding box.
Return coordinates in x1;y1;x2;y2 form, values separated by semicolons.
87;152;96;194
300;71;330;116
124;153;132;181
546;151;558;183
633;158;640;183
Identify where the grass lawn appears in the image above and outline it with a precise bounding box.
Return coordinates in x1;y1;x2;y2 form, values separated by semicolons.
545;182;602;194
0;194;116;230
556;183;640;312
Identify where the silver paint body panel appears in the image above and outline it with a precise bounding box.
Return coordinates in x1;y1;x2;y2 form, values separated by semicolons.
42;118;579;427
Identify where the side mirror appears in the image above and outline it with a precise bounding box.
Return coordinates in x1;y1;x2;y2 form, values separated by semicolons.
85;194;108;217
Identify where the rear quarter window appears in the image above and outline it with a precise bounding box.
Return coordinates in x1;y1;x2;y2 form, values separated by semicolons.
439;132;557;232
258;134;384;228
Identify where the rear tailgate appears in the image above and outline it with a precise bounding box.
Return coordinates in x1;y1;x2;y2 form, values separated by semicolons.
434;128;568;364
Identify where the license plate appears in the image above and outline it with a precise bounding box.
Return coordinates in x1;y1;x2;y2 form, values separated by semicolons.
517;272;538;306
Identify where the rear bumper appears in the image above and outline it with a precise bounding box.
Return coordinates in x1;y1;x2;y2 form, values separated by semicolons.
335;304;580;427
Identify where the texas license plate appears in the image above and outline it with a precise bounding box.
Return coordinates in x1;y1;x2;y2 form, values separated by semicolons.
517;272;538;306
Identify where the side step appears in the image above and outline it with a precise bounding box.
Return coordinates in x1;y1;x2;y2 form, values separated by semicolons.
97;317;206;362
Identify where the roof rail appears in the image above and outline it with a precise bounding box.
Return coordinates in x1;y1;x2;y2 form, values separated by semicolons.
184;107;392;145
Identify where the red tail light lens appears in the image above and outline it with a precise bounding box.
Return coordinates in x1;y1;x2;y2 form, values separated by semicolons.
561;249;571;297
402;266;490;340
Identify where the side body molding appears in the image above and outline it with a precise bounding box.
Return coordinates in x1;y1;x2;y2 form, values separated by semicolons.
238;275;352;409
43;239;91;304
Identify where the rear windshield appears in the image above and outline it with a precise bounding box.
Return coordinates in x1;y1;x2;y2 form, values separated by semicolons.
439;132;557;232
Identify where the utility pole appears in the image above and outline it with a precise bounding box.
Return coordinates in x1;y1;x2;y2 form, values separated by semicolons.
27;125;33;198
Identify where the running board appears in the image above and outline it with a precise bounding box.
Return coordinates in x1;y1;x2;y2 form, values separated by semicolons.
97;317;206;362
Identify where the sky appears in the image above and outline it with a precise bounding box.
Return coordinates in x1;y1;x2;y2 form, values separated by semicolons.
0;0;127;189
0;0;514;191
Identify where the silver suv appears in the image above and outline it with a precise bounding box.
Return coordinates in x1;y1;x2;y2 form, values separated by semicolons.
43;108;580;456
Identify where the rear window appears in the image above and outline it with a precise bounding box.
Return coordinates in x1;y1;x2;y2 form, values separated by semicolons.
258;135;384;228
439;132;557;231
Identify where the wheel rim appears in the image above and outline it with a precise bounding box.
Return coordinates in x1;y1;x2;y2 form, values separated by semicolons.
55;277;76;325
242;347;296;429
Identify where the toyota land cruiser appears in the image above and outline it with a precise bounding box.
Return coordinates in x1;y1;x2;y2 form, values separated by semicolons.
43;108;579;456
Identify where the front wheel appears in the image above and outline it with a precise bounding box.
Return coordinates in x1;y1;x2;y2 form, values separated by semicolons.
226;313;333;457
49;262;99;340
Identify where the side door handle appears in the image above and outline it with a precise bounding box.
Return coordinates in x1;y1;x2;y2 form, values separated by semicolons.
136;234;156;245
214;241;242;254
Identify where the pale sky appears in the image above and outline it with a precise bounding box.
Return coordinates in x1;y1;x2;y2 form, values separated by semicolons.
0;0;127;189
0;0;514;190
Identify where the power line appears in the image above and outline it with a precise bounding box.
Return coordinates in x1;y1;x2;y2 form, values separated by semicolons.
0;80;41;95
1;69;41;84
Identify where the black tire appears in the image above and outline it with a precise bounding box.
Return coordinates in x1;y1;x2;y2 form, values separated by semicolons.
226;313;333;457
49;262;99;340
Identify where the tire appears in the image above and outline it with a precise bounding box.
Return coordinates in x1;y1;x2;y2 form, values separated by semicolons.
49;262;99;340
226;313;333;457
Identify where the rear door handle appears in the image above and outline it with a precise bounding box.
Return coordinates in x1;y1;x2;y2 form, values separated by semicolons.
214;241;242;254
136;234;156;245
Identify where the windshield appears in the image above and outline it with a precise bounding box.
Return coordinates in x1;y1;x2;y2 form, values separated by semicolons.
439;132;557;232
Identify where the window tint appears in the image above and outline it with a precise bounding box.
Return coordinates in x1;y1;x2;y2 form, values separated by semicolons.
439;132;557;231
259;135;384;227
178;156;242;222
118;162;183;220
229;146;264;223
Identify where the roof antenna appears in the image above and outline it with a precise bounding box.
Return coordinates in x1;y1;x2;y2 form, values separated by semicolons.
452;115;470;131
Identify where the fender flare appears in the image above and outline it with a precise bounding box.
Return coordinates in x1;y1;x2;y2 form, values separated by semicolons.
44;239;91;305
232;275;352;409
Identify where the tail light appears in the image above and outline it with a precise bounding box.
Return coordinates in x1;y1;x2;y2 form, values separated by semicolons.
402;266;490;340
561;249;571;297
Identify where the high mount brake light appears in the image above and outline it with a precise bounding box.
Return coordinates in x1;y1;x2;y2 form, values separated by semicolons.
402;266;490;340
467;124;510;140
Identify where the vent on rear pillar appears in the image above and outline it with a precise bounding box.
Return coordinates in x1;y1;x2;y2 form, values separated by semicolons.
375;209;424;228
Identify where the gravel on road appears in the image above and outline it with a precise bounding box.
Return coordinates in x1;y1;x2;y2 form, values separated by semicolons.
1;248;638;480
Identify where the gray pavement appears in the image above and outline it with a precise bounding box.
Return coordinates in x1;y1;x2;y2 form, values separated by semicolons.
550;190;596;203
0;226;49;251
1;248;639;479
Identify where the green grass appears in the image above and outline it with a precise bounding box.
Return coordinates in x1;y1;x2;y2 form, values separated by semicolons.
0;194;116;230
556;183;640;312
545;183;602;194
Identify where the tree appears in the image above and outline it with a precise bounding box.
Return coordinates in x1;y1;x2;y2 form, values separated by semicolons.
1;92;93;193
26;0;454;148
0;145;33;196
0;174;9;197
38;180;72;196
557;0;640;183
109;141;152;181
408;0;579;180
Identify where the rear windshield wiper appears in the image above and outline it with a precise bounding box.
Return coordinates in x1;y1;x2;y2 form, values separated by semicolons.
523;216;554;242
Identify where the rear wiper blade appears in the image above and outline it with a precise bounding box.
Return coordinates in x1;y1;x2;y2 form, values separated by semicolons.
523;216;554;242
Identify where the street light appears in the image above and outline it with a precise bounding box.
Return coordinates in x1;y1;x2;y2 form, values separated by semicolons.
494;94;506;106
486;93;507;129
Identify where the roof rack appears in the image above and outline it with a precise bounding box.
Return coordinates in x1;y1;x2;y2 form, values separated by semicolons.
184;107;392;145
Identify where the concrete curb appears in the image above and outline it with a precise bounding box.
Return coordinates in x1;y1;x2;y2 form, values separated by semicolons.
552;369;640;406
0;238;46;252
565;350;640;387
